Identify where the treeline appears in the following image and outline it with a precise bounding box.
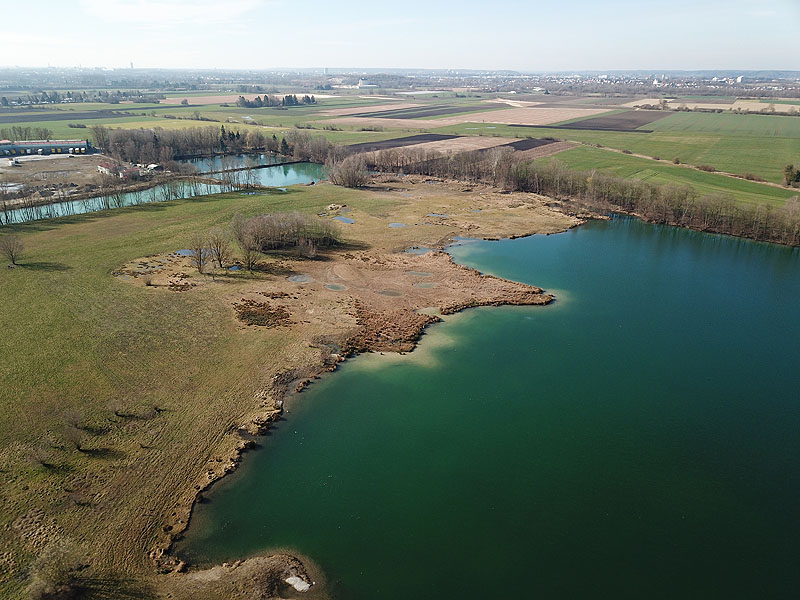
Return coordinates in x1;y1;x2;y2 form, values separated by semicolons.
235;94;316;108
365;147;800;246
89;125;342;165
1;126;54;140
0;90;165;106
91;125;266;163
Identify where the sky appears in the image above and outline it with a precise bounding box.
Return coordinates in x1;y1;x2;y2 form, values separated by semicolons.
3;0;800;72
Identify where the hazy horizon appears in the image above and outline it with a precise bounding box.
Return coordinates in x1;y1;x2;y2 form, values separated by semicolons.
5;0;800;72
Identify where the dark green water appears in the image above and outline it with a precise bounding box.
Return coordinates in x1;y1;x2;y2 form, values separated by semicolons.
177;218;800;599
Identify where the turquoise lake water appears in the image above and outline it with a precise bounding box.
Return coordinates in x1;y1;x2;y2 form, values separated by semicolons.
177;217;800;599
3;161;324;224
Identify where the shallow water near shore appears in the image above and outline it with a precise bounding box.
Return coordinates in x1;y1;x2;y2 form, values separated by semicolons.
177;217;800;599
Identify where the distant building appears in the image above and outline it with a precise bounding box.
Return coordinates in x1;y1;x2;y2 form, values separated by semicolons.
98;162;143;179
97;162;117;176
357;78;378;88
0;139;91;156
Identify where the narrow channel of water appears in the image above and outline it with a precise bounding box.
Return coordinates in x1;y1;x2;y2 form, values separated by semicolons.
176;217;800;599
1;161;325;225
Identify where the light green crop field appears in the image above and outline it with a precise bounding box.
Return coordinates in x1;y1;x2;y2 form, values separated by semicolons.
432;112;800;184
546;146;797;207
648;111;800;136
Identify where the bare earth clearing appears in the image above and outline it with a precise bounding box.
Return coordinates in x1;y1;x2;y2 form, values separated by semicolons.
361;135;519;158
318;102;422;116
0;154;109;186
326;107;614;129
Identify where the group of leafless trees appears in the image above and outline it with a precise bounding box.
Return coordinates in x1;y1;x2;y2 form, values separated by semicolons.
0;126;54;140
91;125;276;163
230;212;341;269
184;213;341;273
187;227;230;273
327;154;369;187
364;146;800;247
90;123;353;168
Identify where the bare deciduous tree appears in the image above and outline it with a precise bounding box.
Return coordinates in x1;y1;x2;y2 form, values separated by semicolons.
188;233;209;273
63;424;85;452
231;213;261;271
0;234;23;265
207;226;231;269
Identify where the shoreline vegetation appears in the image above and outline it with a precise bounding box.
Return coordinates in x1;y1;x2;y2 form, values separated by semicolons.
362;146;800;247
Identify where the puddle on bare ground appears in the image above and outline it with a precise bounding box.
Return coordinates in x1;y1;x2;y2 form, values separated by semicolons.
288;274;313;283
407;271;433;278
413;282;439;289
377;289;403;297
333;216;355;224
388;223;406;228
325;283;348;291
405;246;434;255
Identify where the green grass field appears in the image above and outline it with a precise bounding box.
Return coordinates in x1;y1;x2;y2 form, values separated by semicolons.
433;111;800;184
545;146;797;207
648;111;800;136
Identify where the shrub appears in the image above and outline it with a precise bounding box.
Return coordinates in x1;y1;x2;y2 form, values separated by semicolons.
327;154;369;188
622;149;632;154
741;173;766;182
673;157;681;164
697;164;717;172
26;540;87;600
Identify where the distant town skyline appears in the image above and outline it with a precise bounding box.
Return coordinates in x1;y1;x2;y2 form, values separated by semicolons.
4;0;800;72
